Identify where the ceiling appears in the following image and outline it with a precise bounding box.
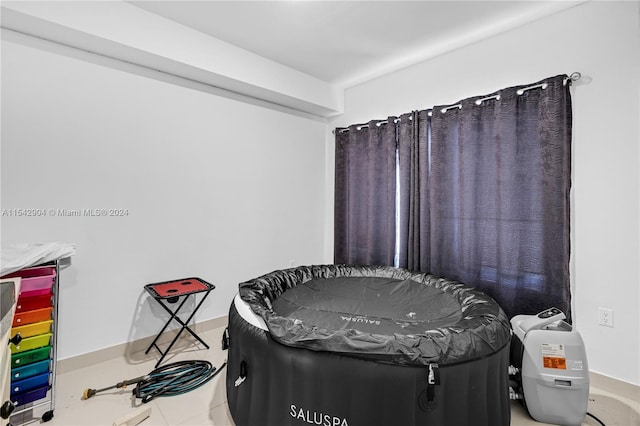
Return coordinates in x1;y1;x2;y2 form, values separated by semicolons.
1;0;583;118
129;1;582;88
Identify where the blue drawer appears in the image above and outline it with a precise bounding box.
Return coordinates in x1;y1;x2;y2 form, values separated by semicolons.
10;372;50;396
11;384;49;406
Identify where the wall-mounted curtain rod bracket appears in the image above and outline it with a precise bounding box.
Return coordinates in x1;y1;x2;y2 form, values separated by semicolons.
564;72;582;86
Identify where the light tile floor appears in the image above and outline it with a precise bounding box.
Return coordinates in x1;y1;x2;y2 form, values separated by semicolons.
14;326;638;426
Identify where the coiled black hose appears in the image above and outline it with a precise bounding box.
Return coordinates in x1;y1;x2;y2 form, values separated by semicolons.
134;360;227;403
83;360;226;403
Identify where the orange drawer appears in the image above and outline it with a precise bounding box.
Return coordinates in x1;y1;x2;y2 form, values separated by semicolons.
11;320;53;340
12;307;53;327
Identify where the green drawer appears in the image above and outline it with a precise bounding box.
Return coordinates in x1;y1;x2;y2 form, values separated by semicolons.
11;346;51;368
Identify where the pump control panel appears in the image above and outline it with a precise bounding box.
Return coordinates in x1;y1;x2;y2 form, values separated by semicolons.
517;307;566;334
538;307;563;319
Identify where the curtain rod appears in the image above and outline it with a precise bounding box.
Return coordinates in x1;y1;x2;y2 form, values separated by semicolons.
333;72;582;134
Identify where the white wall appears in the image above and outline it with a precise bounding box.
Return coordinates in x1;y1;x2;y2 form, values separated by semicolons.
327;1;640;386
1;38;327;360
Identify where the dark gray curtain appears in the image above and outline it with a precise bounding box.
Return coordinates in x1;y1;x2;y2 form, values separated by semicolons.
397;110;430;271
334;119;397;266
428;75;572;319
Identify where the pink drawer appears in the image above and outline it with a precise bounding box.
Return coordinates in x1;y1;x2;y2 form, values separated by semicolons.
4;267;56;294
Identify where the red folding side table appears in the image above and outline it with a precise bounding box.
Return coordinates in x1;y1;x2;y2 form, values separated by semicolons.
144;277;215;367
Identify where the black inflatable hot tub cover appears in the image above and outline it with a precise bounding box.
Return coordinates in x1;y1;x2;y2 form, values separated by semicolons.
239;265;511;367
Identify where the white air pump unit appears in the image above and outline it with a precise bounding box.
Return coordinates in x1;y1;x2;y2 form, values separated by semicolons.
509;307;590;426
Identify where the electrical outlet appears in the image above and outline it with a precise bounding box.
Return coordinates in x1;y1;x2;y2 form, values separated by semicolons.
598;308;614;327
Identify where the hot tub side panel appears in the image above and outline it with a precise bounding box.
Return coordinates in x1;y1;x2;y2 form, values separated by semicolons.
226;303;510;426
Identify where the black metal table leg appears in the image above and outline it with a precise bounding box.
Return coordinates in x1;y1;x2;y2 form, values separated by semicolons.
143;278;215;367
144;295;191;356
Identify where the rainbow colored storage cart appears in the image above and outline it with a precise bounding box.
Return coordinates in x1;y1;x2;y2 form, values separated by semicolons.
3;263;59;424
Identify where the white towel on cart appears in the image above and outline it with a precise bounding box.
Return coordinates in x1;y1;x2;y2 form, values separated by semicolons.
1;242;76;276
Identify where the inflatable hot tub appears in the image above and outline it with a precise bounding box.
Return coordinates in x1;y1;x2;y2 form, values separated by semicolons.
226;265;511;426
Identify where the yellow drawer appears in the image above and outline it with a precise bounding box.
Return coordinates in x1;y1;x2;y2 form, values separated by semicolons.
10;333;52;354
11;320;52;340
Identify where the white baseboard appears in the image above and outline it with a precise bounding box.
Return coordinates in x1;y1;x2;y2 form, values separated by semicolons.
56;315;228;374
590;371;640;403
